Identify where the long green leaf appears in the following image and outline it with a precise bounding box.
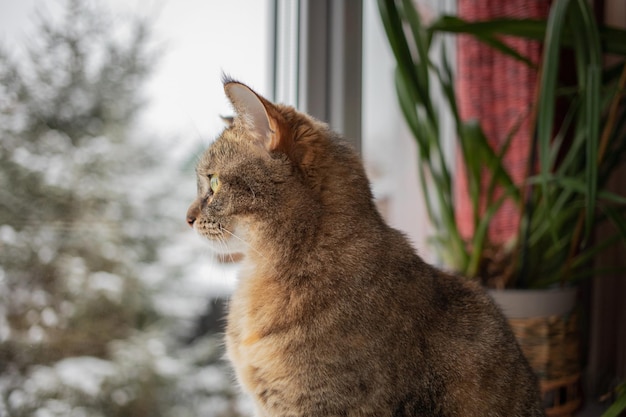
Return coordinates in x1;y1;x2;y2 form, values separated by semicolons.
468;120;521;204
536;0;571;245
599;190;626;205
429;15;626;57
429;17;539;67
466;34;536;68
534;266;626;287
429;16;547;41
485;115;522;206
394;67;423;147
573;0;602;241
571;234;622;270
394;62;468;268
467;194;509;278
378;0;422;112
554;103;585;176
602;383;626;417
435;43;458;196
459;122;483;229
400;0;434;122
601;26;626;57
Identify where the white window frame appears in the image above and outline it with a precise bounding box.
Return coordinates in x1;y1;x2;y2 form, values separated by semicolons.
271;0;363;152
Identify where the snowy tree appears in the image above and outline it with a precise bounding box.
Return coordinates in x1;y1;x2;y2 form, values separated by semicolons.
0;1;244;416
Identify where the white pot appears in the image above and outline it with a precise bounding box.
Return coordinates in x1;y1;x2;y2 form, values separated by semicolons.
488;287;578;319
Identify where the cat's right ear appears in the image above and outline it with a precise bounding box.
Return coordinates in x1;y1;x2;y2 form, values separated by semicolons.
224;82;285;155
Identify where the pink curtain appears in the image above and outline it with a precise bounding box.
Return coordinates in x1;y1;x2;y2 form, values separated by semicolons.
455;0;550;245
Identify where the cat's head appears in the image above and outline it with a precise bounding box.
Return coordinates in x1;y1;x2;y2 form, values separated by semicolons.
186;79;373;258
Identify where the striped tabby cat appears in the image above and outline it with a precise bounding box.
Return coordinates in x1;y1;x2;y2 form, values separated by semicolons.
186;79;544;417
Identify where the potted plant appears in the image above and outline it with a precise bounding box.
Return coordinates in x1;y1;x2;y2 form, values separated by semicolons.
377;0;626;414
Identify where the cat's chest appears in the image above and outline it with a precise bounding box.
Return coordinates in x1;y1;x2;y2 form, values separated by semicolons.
225;271;305;392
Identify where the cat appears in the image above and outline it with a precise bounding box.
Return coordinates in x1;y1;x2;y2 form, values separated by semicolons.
186;79;545;417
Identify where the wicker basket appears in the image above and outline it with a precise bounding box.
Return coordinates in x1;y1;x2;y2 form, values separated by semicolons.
508;312;582;417
540;373;583;417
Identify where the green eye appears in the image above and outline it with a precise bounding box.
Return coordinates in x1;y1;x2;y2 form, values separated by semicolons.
209;175;220;193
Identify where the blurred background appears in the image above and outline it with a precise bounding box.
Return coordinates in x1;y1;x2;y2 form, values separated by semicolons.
0;0;272;416
1;0;624;416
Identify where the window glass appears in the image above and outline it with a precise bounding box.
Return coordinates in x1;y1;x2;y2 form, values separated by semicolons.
361;0;435;262
0;1;269;415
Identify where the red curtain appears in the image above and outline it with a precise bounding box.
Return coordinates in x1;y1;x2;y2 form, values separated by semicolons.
455;0;550;244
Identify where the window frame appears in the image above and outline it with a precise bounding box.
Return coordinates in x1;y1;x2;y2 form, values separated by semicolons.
271;0;363;152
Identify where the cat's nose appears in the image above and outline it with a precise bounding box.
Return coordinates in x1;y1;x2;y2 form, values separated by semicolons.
186;200;200;228
186;214;196;227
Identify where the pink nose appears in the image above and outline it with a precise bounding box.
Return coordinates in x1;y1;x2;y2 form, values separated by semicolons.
186;200;200;228
186;214;196;227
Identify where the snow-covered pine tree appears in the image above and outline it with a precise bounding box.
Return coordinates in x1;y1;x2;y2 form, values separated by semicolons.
0;1;244;416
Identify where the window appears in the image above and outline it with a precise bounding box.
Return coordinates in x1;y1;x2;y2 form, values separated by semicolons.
273;0;452;264
0;1;271;415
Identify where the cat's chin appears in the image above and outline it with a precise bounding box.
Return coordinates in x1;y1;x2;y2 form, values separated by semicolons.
195;224;250;256
203;240;247;257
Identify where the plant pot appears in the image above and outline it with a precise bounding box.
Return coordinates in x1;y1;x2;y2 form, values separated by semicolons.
489;288;582;417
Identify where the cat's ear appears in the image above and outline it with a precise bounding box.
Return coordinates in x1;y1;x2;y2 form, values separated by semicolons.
224;82;281;152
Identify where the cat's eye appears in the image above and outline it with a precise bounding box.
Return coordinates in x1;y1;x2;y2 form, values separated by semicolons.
209;175;220;193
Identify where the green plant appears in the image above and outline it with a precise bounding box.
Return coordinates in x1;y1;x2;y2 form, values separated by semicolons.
602;382;626;417
378;0;626;288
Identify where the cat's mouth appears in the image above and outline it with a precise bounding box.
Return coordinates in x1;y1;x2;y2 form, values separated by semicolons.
194;219;249;256
186;199;246;255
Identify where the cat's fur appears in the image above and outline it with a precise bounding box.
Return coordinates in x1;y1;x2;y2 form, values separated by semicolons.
186;79;545;417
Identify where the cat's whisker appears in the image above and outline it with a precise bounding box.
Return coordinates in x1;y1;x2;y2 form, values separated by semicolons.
218;235;237;264
218;237;230;260
224;238;240;264
216;235;228;257
222;228;254;253
222;228;274;270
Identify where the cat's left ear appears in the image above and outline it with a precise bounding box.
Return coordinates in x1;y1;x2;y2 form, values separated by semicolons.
224;82;283;153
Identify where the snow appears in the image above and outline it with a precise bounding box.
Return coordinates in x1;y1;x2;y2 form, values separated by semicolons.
151;232;240;319
0;224;17;244
88;271;125;303
41;307;59;327
27;325;46;343
8;389;27;410
0;313;10;342
54;357;117;397
0;1;263;415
